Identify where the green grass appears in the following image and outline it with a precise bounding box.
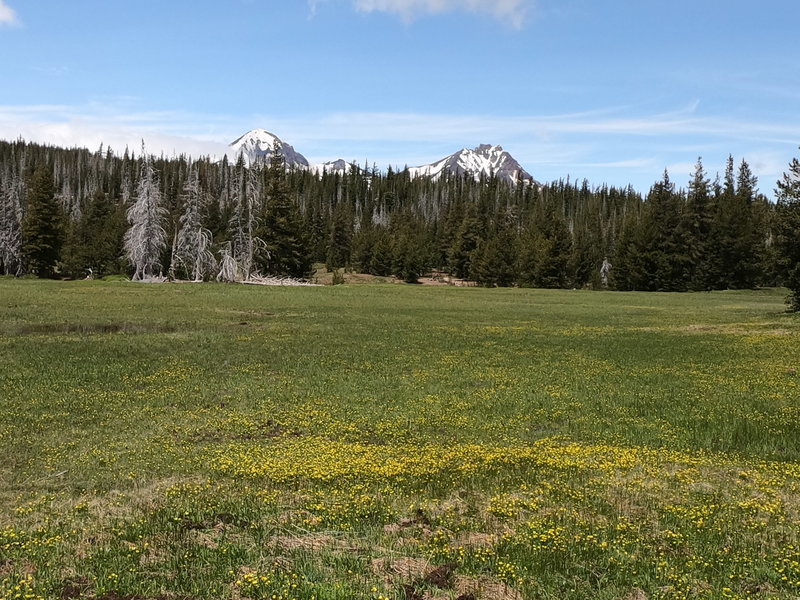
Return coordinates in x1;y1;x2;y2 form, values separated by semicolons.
0;280;798;600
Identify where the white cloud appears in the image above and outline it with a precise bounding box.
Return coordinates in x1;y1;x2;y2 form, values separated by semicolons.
0;103;232;159
311;0;533;27
270;106;800;149
1;101;796;195
0;0;18;26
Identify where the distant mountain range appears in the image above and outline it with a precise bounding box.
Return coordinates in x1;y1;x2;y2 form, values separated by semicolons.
228;129;538;185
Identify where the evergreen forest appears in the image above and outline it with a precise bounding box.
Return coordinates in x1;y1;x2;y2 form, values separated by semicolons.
1;139;799;307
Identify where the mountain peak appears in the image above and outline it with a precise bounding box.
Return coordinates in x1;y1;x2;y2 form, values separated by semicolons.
309;159;356;176
408;144;536;186
228;129;309;168
229;128;277;146
226;129;537;186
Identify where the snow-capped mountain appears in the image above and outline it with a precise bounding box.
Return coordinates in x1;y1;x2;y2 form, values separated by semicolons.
407;144;536;186
309;159;355;176
228;129;310;169
227;130;536;187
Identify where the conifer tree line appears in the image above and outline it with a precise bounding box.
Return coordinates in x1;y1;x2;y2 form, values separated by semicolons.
0;138;798;307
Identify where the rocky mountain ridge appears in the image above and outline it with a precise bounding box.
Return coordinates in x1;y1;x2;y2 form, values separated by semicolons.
228;129;536;185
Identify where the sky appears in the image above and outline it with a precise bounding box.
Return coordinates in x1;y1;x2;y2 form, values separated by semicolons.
1;0;799;196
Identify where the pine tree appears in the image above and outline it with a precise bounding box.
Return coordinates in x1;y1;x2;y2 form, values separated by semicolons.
612;207;645;290
61;189;126;278
390;211;427;284
447;203;483;279
80;189;120;276
258;151;311;278
391;231;425;283
733;159;762;287
516;223;540;288
569;219;603;289
22;166;64;277
303;206;327;264
775;151;800;310
708;157;760;289
534;202;572;288
706;156;738;288
640;170;689;291
124;146;168;280
369;229;393;276
471;209;517;287
326;201;353;271
681;158;714;290
753;194;778;286
352;223;376;273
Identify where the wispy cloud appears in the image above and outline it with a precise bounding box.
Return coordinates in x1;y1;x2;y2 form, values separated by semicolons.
0;0;19;26
270;106;800;149
0;101;795;193
310;0;533;27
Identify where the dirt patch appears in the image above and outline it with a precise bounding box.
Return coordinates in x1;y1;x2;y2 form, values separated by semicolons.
371;556;430;585
383;522;405;534
276;509;318;526
60;577;92;599
409;508;432;526
623;588;649;600
742;582;775;595
423;563;457;588
418;276;477;287
0;558;36;578
275;533;340;552
375;558;461;600
385;508;432;535
186;529;220;549
454;576;524;600
310;267;399;286
400;583;425;600
0;559;14;578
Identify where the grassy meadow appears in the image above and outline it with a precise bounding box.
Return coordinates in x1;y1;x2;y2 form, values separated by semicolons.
1;279;799;600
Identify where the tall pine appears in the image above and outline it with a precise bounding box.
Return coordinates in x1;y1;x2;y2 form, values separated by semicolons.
775;151;800;310
681;158;714;290
708;157;759;289
640;170;689;291
258;151;312;278
22;166;64;278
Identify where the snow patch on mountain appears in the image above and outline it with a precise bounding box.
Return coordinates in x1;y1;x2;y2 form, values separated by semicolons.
408;144;536;186
309;159;355;176
228;129;309;169
227;130;537;187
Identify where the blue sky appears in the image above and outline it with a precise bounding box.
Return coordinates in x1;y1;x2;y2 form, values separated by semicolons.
1;0;799;196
